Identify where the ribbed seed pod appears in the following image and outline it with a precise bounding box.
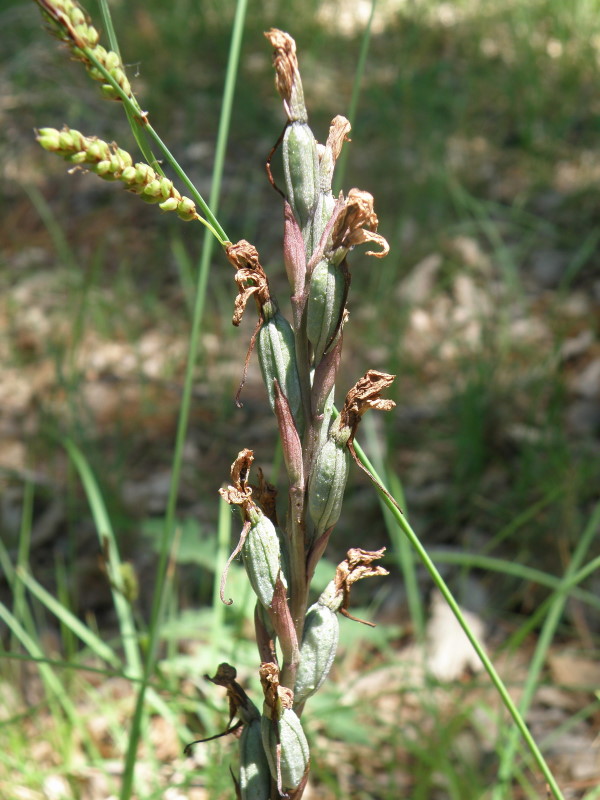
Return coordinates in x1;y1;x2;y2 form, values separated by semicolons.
294;601;339;705
308;190;336;257
283;121;319;231
257;304;304;432
261;708;310;792
242;508;287;610
239;719;272;800
307;418;351;537
306;259;345;364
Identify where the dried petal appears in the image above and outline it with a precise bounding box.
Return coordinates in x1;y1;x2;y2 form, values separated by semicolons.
339;369;396;441
329;188;390;260
219;448;254;510
226;241;271;326
326;115;352;163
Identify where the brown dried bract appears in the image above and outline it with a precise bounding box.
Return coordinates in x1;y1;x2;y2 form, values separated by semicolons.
334;547;389;626
260;662;294;715
225;240;271;326
326;115;352;163
330;189;390;259
219;448;255;511
218;449;260;605
264;28;297;106
339;369;396;441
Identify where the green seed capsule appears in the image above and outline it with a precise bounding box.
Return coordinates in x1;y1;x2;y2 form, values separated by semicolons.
283;121;319;231
242;509;287;610
308;189;336;257
239;719;271;800
261;708;309;792
294;601;339;705
307;418;351;537
306;259;345;364
257;307;303;432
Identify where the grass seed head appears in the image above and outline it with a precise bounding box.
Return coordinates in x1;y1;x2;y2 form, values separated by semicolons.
34;0;134;102
36;127;198;220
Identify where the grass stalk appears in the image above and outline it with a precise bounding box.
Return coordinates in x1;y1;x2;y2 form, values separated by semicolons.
0;600;93;761
350;435;566;800
97;0;162;173
63;438;142;678
119;3;248;796
11;480;35;645
332;0;378;194
68;39;228;243
361;413;425;638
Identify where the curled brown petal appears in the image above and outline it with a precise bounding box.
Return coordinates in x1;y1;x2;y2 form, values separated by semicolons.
226;241;271;325
339;369;396;438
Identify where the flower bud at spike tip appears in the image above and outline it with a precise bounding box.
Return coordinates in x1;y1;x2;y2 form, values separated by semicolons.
283;121;320;231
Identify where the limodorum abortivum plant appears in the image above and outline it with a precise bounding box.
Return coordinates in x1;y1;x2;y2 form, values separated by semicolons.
32;4;396;798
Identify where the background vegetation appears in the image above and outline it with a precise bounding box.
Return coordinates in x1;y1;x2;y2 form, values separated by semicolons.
1;0;599;798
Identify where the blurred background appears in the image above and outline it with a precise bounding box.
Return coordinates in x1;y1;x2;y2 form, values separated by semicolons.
1;0;600;798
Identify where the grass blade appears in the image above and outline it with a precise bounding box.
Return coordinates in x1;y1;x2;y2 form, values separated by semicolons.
15;566;121;668
62;437;142;678
494;500;600;795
